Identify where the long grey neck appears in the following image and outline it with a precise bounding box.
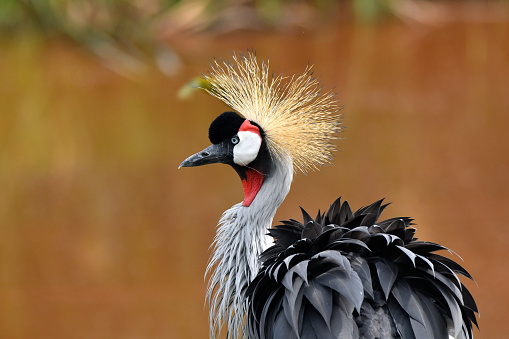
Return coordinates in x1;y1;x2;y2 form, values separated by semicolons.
206;158;293;339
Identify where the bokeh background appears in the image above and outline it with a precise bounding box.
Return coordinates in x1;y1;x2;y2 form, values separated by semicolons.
1;0;508;338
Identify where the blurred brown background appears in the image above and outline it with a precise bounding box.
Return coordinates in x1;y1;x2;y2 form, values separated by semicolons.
0;0;508;338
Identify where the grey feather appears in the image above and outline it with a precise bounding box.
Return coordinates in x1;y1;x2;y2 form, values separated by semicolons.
374;260;398;301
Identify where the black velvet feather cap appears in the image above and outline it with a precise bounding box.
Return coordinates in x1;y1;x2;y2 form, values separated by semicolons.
208;111;246;144
246;198;478;339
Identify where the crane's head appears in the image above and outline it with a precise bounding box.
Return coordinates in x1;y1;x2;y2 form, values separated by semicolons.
179;51;341;206
179;111;272;206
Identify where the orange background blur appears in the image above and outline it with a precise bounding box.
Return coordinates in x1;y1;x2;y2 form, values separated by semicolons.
0;1;508;338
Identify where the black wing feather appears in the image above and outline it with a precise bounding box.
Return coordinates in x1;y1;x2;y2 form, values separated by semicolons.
246;198;479;339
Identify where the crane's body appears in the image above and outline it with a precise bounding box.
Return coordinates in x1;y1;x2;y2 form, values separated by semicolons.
180;52;478;339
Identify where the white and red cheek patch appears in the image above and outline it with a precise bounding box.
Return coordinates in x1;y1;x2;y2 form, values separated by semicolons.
233;120;262;166
233;120;264;207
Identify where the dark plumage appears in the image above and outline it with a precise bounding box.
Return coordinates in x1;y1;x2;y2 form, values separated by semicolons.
246;198;478;339
209;111;246;144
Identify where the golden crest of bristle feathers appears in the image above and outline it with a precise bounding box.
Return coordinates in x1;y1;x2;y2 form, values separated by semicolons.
202;52;341;173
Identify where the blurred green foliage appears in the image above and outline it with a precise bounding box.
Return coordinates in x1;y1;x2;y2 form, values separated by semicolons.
0;0;346;75
0;1;181;75
0;0;505;40
0;1;321;75
0;0;175;48
0;0;395;39
0;0;178;33
0;0;503;76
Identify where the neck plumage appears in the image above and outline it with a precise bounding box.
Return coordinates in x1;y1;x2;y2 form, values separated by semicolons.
205;158;293;339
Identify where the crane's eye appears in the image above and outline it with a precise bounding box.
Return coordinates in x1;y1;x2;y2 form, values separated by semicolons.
231;136;240;145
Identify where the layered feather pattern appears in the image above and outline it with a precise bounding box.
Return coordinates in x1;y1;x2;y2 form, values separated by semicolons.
246;198;478;339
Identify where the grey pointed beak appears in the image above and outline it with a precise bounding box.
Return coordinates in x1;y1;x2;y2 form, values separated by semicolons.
179;141;232;169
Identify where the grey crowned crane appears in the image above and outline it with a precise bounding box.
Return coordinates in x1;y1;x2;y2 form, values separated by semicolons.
179;52;478;339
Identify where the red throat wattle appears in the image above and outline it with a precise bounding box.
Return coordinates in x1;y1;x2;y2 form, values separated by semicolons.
241;169;264;207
